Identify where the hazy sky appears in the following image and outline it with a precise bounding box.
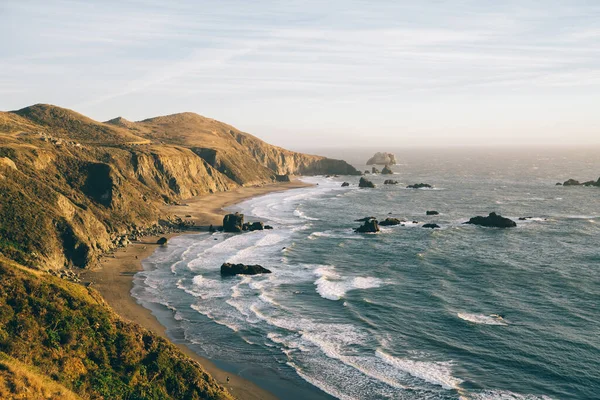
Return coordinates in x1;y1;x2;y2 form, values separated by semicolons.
1;1;599;148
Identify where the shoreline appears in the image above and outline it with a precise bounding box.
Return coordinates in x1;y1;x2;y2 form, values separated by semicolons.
81;180;313;400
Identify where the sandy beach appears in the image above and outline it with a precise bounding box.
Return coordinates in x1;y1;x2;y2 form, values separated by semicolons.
81;180;312;400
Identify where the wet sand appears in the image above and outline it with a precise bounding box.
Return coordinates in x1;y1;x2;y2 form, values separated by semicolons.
82;180;312;400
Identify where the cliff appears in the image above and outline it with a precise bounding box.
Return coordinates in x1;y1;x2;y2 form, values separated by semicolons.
0;103;359;270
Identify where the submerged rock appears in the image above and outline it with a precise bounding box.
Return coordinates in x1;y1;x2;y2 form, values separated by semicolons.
341;182;350;187
379;217;402;226
220;263;272;276
223;212;244;232
384;179;398;185
426;210;439;215
366;152;397;165
359;177;375;188
354;219;380;233
407;183;432;189
464;212;516;228
422;223;440;229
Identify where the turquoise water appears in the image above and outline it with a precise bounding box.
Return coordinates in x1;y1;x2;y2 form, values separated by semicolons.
133;148;600;399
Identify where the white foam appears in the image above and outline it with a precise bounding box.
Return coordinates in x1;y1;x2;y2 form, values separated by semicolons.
458;313;508;326
314;266;385;301
376;349;463;390
293;208;320;221
471;390;554;399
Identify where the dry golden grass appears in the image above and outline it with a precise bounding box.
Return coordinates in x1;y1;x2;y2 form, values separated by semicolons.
0;352;82;400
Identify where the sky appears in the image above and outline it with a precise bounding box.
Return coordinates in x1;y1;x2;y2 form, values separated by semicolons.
1;0;599;148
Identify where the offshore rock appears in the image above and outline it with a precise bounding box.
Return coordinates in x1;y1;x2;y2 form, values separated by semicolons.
384;179;398;185
359;177;375;188
220;263;272;276
465;212;517;228
407;183;432;189
422;223;440;229
381;165;393;174
341;182;350;187
372;167;380;174
379;218;402;226
426;210;439;215
366;152;397;165
354;219;380;233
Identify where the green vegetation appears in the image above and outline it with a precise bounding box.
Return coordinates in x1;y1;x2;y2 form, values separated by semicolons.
0;259;232;400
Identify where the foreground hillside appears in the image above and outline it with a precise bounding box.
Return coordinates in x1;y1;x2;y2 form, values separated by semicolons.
0;104;358;269
0;103;359;399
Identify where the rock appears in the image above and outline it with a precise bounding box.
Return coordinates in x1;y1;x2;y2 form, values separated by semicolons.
355;216;376;222
381;165;393;174
379;217;402;226
518;217;532;221
583;180;597;186
157;237;168;245
407;183;432;189
384;180;398;185
223;212;244;232
354;219;380;233
426;210;439;215
341;182;350;187
249;221;264;231
371;167;380;174
220;263;272;276
275;174;291;182
563;179;581;186
264;225;273;230
464;212;517;228
364;170;370;175
423;223;440;229
359;177;375;188
555;182;562;186
366;152;397;166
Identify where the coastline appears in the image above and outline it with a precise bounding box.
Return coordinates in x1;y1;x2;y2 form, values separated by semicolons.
81;180;312;400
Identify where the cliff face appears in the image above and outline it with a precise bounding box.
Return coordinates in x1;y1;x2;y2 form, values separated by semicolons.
0;104;358;270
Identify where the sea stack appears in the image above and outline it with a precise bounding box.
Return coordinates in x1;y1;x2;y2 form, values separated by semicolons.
366;152;397;165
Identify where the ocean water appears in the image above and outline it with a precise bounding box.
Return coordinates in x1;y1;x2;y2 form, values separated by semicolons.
132;148;600;400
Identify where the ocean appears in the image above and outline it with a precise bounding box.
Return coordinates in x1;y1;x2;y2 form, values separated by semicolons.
132;147;600;400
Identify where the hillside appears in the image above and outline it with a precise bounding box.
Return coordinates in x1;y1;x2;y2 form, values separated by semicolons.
0;104;359;270
0;103;359;399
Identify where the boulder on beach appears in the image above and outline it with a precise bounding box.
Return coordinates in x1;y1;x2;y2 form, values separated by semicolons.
464;212;517;228
426;210;439;215
422;223;440;229
223;212;244;232
341;182;350;187
249;221;264;231
366;152;397;166
381;165;393;175
407;183;432;189
354;219;380;233
384;179;398;185
372;167;380;174
359;177;375;188
220;263;272;276
379;217;402;226
157;237;168;245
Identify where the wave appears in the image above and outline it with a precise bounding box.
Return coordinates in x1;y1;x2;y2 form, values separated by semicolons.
471;390;554;399
314;266;385;301
457;313;508;326
293;208;320;221
375;349;463;390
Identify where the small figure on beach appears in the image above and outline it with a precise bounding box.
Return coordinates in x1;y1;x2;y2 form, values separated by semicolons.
226;376;230;383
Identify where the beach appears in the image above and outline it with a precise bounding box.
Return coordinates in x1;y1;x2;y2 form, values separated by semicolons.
81;180;311;400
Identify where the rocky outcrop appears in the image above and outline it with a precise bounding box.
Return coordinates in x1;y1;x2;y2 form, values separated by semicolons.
407;183;432;189
223;213;244;232
426;210;439;215
220;262;272;276
562;177;600;187
372;167;380;174
359;177;375;188
243;221;264;231
381;165;393;174
341;182;350;187
354;219;380;233
384;179;398;185
366;152;397;166
465;212;516;228
379;218;402;226
275;174;290;182
423;223;440;229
